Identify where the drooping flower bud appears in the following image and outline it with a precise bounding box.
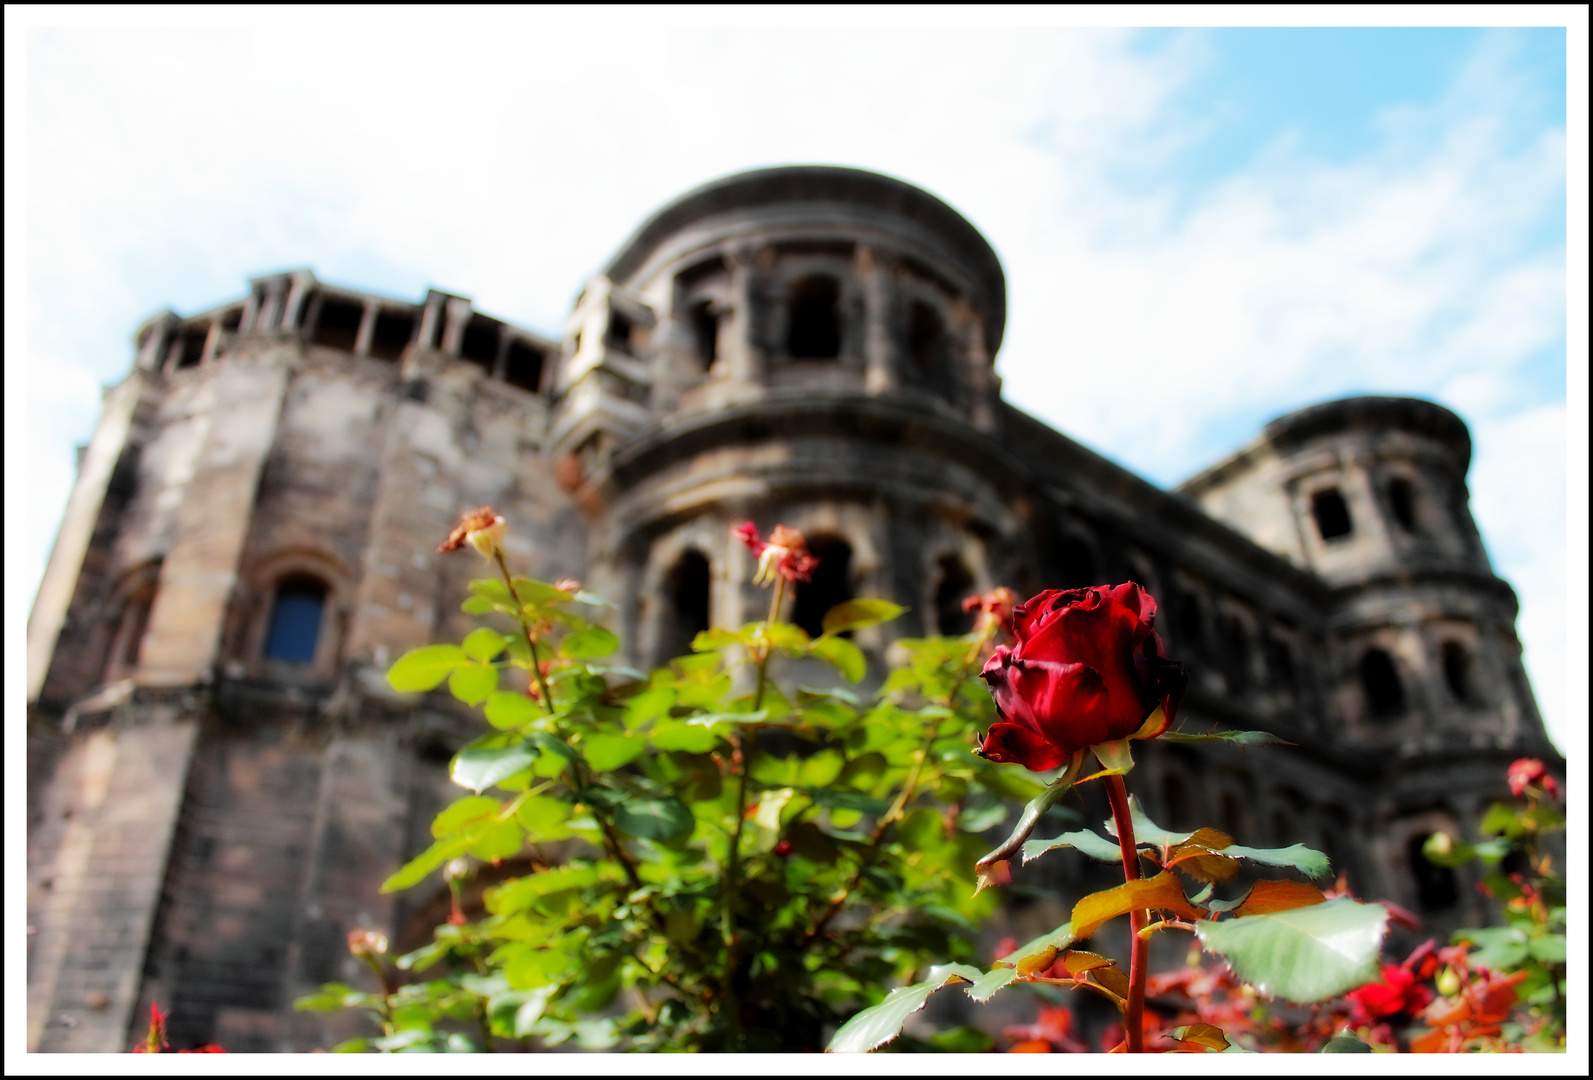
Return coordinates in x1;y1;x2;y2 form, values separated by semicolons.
346;928;389;959
734;521;818;586
438;506;507;560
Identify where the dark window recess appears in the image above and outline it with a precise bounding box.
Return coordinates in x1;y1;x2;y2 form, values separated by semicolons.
787;276;841;359
1409;833;1459;910
1175;590;1205;648
659;549;712;662
1441;641;1475;704
1312;487;1354;541
1218;614;1251;692
1360;648;1405;718
121;598;152;667
175;325;208;369
907;301;947;384
792;536;853;639
460;316;500;370
221;308;243;331
1059;536;1099;590
689;301;719;370
933;555;976;636
264;578;327;663
503;341;545;393
1388;477;1417;532
369;311;415;362
608;312;633;351
1262;633;1296;689
1219;792;1250;840
312;297;363;352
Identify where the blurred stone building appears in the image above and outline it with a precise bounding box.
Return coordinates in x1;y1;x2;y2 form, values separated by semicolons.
25;166;1559;1052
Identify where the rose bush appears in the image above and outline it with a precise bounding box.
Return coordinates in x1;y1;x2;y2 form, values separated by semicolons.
975;584;1186;771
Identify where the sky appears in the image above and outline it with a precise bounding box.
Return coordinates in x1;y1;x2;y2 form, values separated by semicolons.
6;10;1584;756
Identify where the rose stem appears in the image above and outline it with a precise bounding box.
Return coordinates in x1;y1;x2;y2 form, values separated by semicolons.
1105;774;1148;1054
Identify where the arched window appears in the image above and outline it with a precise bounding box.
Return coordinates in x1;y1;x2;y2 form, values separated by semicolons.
787;276;841;359
791;535;853;639
1441;641;1475;705
1311;487;1354;541
933;555;975;636
1360;648;1405;719
264;577;327;664
1262;631;1296;690
906;301;948;386
659;549;711;662
1059;536;1099;591
1408;833;1458;911
1387;477;1417;532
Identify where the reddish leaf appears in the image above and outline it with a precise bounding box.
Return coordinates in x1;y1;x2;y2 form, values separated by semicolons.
1071;871;1201;938
1060;950;1112;976
1233;879;1326;916
1017;945;1059;976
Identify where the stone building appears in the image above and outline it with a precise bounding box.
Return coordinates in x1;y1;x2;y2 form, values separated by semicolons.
25;166;1560;1052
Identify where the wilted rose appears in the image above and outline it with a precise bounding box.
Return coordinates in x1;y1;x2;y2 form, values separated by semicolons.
1507;757;1560;801
963;586;1019;638
975;584;1186;771
734;521;818;585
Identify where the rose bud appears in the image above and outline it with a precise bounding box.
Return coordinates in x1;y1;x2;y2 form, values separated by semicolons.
975;584;1187;772
346;928;389;959
1507;757;1561;800
438;506;507;559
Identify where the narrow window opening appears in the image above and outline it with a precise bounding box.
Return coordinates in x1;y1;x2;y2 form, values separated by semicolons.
1360;648;1405;718
311;297;364;352
1311;487;1354;541
1218;613;1251;693
1175;589;1205;648
1388;477;1417;532
1441;641;1475;705
608;312;633;352
1410;833;1459;910
689;301;719;370
791;536;853;639
659;550;711;662
369;310;415;362
503;341;545;393
121;597;152;667
175;325;207;370
787;276;841;359
906;301;947;385
1059;536;1099;590
221;308;243;332
460;315;500;370
933;555;976;636
264;577;327;664
1262;632;1296;689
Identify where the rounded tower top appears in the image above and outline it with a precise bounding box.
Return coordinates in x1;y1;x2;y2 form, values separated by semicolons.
1262;395;1472;472
602;165;1007;358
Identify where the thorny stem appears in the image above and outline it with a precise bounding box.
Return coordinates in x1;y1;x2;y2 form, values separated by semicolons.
492;550;555;710
718;575;788;1041
1106;774;1148;1054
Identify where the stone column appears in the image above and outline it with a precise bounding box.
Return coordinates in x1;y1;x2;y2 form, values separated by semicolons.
858;246;898;394
282;274;313;332
353;299;379;357
417;294;447;351
442;298;471;357
725;248;764;386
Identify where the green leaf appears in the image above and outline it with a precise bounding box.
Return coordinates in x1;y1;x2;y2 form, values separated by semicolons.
514;795;573;840
1160;727;1291;747
511;576;575;606
452;742;539;794
331;1037;370;1053
928;1026;993;1053
976;755;1086;869
582;733;645;772
489;986;558;1038
615;796;695;842
810;635;867;683
1194;898;1389;1003
432;795;502;838
561;624;619;659
821;598;905;636
1219;841;1332;881
964;966;1018;1004
1528;933;1566;964
382;836;465;892
1023;829;1124;865
484;690;541;730
1321;1035;1374;1053
461;627;510;662
448;663;499;706
622;686;676;730
1453;926;1529;970
825;963;982;1053
649;720;721;754
387;644;468;692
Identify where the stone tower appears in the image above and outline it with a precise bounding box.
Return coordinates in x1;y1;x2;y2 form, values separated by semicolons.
26;166;1559;1051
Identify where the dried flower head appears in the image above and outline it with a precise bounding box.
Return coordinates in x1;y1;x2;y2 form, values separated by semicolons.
438;506;507;559
735;521;819;586
346;928;389;959
963;586;1019;637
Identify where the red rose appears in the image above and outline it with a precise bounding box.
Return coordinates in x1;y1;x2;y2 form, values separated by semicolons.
1507;757;1560;800
1347;964;1434;1023
975;584;1186;771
